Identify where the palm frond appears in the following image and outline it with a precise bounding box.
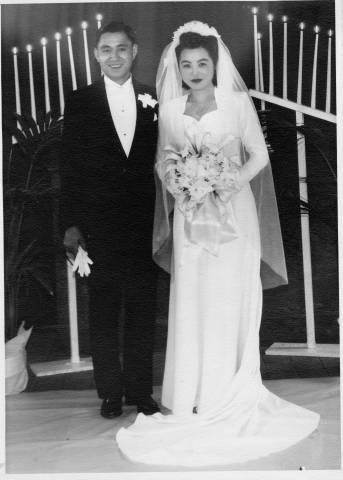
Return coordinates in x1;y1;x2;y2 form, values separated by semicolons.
36;110;46;134
257;108;336;181
4;108;63;339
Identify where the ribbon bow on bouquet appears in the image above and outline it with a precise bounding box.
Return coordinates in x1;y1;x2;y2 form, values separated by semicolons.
71;246;93;277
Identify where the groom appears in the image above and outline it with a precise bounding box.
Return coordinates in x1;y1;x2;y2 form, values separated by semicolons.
60;21;159;418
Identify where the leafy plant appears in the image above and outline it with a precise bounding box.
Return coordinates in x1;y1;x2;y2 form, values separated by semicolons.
257;108;337;230
258;109;336;180
3;111;63;341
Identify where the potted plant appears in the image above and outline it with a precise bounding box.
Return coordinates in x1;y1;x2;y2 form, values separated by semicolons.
3;111;63;393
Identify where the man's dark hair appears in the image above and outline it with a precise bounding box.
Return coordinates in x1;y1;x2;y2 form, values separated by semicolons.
175;31;218;88
95;21;137;46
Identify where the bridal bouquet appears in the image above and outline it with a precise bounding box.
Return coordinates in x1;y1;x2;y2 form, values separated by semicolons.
164;133;241;216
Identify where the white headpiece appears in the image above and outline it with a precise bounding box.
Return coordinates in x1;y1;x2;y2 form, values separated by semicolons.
172;20;221;41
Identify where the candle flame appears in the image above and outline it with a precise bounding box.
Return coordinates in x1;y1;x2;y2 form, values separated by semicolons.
81;21;88;29
252;7;258;14
299;22;305;30
55;32;62;40
26;44;33;52
257;33;262;40
314;25;320;34
328;29;334;37
40;37;48;46
66;27;72;35
267;14;274;21
12;46;19;54
96;14;103;21
282;16;288;23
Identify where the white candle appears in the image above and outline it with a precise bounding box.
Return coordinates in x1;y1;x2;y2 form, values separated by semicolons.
66;28;77;91
55;33;64;115
96;13;103;30
40;37;51;114
12;47;21;115
12;47;21;143
81;21;92;85
282;16;288;99
297;22;305;104
267;14;274;95
311;26;320;109
26;44;36;121
257;33;265;110
325;29;333;113
252;7;259;90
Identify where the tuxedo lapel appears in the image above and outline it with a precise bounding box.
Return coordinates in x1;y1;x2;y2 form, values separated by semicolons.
93;77;127;160
129;80;150;160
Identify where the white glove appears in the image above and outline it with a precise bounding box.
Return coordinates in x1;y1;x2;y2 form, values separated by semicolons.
72;246;93;277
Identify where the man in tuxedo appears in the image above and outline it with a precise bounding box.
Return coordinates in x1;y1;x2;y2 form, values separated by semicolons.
60;21;159;418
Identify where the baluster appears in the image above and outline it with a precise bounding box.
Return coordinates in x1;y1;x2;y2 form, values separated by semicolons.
295;20;316;349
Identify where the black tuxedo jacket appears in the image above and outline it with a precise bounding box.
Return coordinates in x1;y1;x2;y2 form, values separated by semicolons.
59;76;158;254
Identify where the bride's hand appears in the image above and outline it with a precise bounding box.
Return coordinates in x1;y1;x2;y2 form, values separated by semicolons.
214;176;241;202
214;186;235;203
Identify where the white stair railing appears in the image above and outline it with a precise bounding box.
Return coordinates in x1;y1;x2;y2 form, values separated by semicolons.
251;8;338;358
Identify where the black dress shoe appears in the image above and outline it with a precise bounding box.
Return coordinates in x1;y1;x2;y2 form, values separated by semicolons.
100;398;122;419
135;397;160;415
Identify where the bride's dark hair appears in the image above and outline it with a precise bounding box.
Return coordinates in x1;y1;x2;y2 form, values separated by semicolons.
175;32;218;88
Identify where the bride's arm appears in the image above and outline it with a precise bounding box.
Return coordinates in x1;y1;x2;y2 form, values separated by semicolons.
155;105;171;180
236;92;269;186
155;104;180;188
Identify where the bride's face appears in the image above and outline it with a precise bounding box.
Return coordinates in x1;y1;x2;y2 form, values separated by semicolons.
179;47;215;91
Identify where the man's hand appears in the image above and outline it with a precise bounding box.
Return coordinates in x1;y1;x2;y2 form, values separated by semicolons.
63;226;86;261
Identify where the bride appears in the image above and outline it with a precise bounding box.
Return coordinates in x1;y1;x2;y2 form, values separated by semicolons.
116;21;320;466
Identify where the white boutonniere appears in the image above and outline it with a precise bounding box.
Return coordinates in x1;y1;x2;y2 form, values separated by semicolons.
138;93;158;109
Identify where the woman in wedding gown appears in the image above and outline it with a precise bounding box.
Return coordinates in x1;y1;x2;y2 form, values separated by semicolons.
116;21;320;467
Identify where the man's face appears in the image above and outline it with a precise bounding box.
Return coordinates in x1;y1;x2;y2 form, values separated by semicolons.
94;31;137;84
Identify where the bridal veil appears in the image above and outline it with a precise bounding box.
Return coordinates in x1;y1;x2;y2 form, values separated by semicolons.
152;21;288;289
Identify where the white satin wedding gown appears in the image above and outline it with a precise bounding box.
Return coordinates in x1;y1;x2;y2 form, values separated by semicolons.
116;89;320;467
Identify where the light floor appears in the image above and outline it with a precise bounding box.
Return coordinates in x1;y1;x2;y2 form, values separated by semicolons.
5;376;340;473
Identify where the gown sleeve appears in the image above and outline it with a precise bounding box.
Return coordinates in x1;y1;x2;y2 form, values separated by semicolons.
155;102;184;199
152;101;177;272
155;103;176;180
237;92;269;186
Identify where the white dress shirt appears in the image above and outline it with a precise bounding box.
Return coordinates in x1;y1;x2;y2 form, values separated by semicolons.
104;75;137;157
